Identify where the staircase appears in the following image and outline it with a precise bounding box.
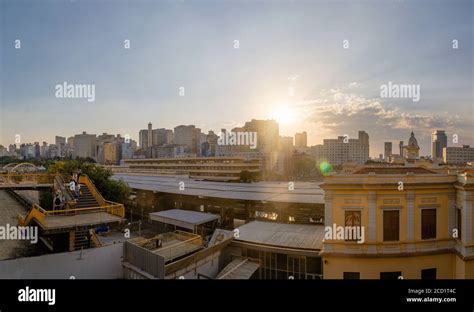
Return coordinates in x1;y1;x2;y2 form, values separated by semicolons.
75;184;99;208
74;229;91;250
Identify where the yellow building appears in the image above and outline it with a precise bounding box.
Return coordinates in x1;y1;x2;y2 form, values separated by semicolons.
320;167;474;279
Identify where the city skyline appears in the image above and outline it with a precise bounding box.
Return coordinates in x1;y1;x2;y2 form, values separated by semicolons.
1;0;473;157
2;120;464;160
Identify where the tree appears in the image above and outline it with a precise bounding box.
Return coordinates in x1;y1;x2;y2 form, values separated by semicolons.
47;160;131;204
239;170;253;183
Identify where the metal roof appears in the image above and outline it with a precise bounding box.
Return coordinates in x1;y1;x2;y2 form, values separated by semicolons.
113;174;324;204
149;209;219;230
235;221;325;250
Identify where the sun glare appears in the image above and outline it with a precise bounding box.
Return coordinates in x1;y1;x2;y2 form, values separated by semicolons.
270;104;297;125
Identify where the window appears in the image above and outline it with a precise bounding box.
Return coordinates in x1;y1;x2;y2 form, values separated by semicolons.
421;268;436;280
457;208;462;240
421;209;437;239
343;272;360;279
345;211;361;241
383;210;399;241
380;271;402;280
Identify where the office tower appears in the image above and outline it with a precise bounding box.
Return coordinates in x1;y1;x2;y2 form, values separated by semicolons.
431;130;447;160
139;129;149;150
384;142;392;160
147;122;152;148
443;145;474;164
243;119;279;152
152;128;174;146
174;125;200;154
295;131;308;148
312;131;370;165
399;141;404;156
73;131;97;159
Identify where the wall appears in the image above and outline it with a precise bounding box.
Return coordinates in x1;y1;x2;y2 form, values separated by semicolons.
0;243;123;279
323;253;455;279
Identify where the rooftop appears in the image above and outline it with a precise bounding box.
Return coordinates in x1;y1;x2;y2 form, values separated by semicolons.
149;209;219;230
353;167;437;175
113;174;324;204
235;221;325;251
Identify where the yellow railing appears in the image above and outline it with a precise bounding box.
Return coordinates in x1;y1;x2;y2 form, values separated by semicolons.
18;204;47;226
89;229;102;248
44;203;125;218
18;203;125;227
79;175;106;206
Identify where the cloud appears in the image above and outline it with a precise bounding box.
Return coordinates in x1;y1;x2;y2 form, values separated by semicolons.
299;88;458;131
294;87;470;155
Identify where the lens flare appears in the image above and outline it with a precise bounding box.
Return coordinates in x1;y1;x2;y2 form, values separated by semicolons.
319;161;332;176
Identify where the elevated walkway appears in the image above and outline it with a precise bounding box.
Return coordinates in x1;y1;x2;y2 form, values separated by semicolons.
15;174;125;251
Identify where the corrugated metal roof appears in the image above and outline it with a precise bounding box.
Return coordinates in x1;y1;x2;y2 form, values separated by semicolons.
235;221;325;250
113;174;324;204
149;209;219;230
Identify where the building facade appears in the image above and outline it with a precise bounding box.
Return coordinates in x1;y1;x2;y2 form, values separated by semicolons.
320;167;474;279
444;145;474;165
432;130;447;161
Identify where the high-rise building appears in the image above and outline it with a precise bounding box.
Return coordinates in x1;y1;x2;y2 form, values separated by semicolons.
174;125;200;154
399;141;404;156
73;131;97;159
280;136;294;152
152;128;173;146
243;119;279;152
40;142;49;158
55;136;66;157
295;131;307;148
147;122;153;149
384;142;392;160
443;145;474;164
431;130;447;160
139;129;149;150
207;131;218;157
312;131;370;165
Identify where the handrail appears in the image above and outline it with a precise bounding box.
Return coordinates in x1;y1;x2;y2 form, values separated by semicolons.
53;175;75;205
44;203;125;218
79;174;106;206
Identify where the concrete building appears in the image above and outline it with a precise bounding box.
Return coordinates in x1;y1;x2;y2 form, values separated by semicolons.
295;131;307;148
243;119;279;152
432;130;447;161
117;157;261;181
443;145;474;165
174;125;201;154
399;141;404;156
152;128;173;146
73;131;97;159
150;144;185;159
384;142;392;160
147;122;152;149
320;166;474;279
139;129;149;150
311;131;370;166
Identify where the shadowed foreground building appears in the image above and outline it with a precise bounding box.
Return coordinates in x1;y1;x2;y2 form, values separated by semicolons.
321;167;474;279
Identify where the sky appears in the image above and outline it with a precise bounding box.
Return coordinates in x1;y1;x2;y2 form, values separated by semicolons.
0;0;472;157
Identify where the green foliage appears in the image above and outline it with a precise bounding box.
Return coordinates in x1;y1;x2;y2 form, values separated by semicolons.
239;170;260;183
47;159;130;204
